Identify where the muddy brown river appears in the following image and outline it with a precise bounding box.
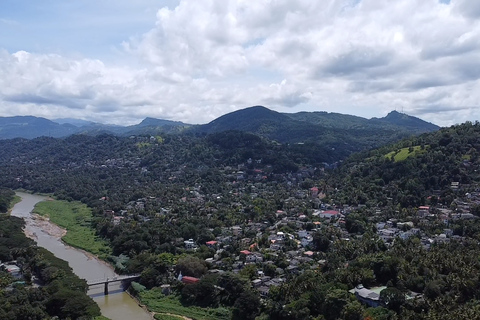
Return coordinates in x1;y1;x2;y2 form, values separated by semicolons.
11;192;152;320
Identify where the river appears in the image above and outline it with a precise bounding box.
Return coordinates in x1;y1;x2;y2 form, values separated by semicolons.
11;192;152;320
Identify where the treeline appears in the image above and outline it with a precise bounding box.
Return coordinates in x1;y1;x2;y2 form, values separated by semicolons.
0;215;100;319
0;188;15;213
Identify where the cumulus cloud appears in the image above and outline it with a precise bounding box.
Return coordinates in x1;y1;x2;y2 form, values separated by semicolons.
1;0;480;126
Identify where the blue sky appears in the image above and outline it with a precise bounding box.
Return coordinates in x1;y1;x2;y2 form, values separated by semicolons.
1;0;178;58
1;0;479;126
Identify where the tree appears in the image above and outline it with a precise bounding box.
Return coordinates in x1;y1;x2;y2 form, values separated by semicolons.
175;256;208;278
232;289;260;320
323;289;351;320
217;273;247;306
379;287;405;312
313;232;331;252
342;301;364;320
239;264;257;280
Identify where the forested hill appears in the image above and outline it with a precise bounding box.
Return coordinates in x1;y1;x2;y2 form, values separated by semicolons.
329;121;480;207
0;132;327;206
195;106;439;160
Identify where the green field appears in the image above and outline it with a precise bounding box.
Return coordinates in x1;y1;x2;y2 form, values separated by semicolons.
140;289;231;320
33;200;112;259
385;145;426;162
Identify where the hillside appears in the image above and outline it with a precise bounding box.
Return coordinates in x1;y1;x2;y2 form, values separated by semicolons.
330;121;480;207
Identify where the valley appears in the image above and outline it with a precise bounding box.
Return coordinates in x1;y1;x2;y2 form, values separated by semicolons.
0;112;479;320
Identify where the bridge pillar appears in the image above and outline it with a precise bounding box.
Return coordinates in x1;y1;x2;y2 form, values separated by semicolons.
104;281;109;295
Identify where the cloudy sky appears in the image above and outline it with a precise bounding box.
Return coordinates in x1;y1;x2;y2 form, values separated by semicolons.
1;0;479;126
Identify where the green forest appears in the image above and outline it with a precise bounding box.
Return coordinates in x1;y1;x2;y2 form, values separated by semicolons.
1;122;480;319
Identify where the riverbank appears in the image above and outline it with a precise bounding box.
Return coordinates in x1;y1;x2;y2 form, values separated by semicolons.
12;192;152;320
32;199;112;260
25;213;67;238
7;195;22;213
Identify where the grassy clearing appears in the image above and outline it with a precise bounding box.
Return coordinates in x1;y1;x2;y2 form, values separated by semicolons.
33;200;111;259
139;289;231;320
94;316;111;320
385;145;426;162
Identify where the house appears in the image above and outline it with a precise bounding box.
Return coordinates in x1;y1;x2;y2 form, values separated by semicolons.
1;263;22;279
184;239;197;250
318;210;342;219
206;240;218;248
301;235;313;248
231;226;242;236
182;276;200;284
252;279;262;287
350;284;386;308
304;251;315;257
258;286;270;297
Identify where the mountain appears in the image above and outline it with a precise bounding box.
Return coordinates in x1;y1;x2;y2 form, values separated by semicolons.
286;110;439;133
135;117;188;128
122;117;191;135
53;118;96;127
199;106;292;133
0;116;79;139
199;106;439;139
0;108;439;163
194;106;439;161
0;116;191;139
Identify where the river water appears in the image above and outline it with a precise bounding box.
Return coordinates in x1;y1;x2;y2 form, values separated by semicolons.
11;192;152;320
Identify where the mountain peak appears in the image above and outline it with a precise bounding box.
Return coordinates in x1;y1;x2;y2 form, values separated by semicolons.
137;117;187;127
377;110;439;132
203;106;290;132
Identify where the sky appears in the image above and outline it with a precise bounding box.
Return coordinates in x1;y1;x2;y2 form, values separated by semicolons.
1;0;480;126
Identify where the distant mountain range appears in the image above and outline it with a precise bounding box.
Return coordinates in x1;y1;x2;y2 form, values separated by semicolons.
0;115;192;139
0;106;439;160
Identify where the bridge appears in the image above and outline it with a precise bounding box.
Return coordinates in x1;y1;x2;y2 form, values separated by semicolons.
87;274;140;295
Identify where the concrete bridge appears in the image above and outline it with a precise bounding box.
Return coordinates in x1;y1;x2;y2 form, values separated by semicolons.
87;274;141;295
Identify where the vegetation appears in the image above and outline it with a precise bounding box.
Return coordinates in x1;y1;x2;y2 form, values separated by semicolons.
154;314;186;320
140;289;231;320
0;188;16;213
384;145;426;162
33;200;112;259
3;120;480;319
331;121;480;207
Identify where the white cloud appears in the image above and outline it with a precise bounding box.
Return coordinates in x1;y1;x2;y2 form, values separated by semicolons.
0;0;480;126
